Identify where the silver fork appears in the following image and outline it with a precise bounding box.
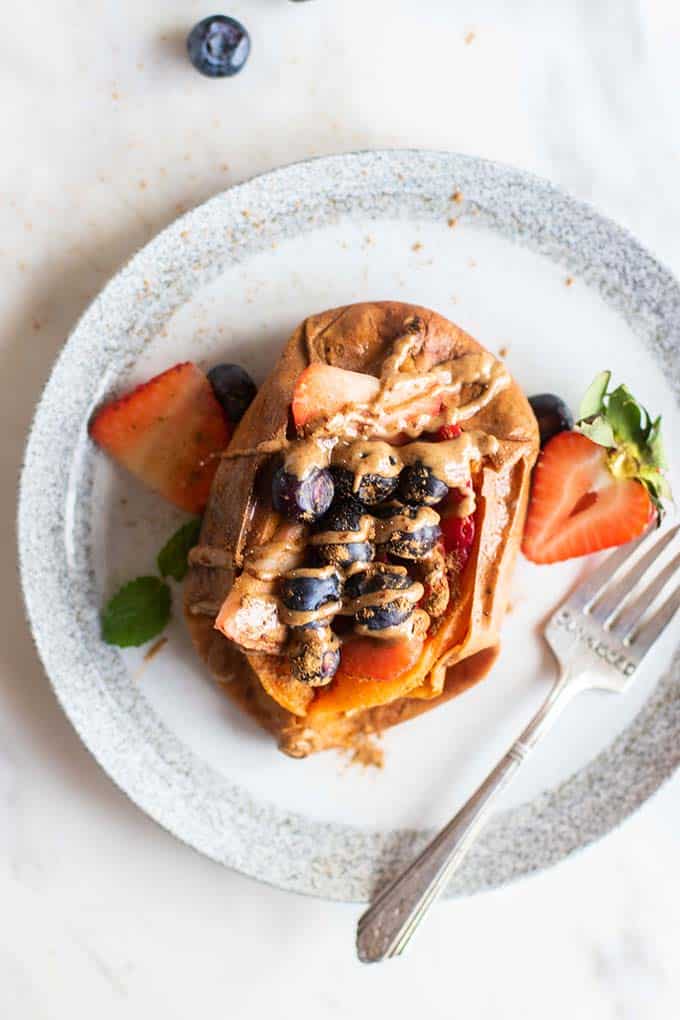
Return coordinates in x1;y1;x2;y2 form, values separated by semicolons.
357;524;680;963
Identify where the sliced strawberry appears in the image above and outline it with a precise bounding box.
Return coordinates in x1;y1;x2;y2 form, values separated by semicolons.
441;515;476;570
337;635;424;683
434;421;475;570
522;431;652;564
291;363;441;437
437;423;462;440
292;364;379;427
89;362;231;513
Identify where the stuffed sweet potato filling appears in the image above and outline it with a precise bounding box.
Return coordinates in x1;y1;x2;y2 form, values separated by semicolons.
184;302;539;757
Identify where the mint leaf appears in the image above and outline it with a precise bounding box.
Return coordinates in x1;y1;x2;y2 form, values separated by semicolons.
157;518;202;582
101;577;171;647
577;416;615;448
578;371;611;421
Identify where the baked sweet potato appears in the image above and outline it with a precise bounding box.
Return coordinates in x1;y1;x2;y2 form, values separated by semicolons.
184;302;539;756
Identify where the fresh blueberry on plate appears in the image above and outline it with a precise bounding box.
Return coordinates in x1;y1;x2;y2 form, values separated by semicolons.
528;393;574;447
207;363;257;422
186;15;250;78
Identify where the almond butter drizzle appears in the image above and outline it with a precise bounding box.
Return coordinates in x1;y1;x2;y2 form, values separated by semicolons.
331;440;401;491
310;513;375;547
282;437;333;479
221;327;508;489
215;524;308;652
217;324;508;658
245;526;309;582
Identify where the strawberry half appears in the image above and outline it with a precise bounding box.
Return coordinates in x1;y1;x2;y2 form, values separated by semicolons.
89;362;232;513
522;371;671;564
522;432;653;563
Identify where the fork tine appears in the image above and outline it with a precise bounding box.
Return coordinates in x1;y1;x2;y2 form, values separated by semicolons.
610;548;680;639
629;582;680;656
567;529;652;612
590;526;680;625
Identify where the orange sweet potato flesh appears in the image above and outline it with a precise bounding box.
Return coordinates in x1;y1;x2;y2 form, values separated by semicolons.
184;302;539;756
336;634;425;684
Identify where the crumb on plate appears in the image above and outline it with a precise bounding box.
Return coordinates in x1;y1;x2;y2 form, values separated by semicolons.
143;636;168;663
344;734;384;770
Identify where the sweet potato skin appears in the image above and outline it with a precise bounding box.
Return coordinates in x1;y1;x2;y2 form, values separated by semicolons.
184;302;539;756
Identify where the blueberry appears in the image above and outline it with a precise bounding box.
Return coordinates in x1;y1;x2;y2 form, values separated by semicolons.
344;565;412;601
399;462;449;506
331;467;398;506
280;569;342;612
289;629;340;687
380;524;441;560
272;466;334;522
315;541;375;568
313;500;366;535
373;503;441;558
187;15;250;78
355;599;413;632
371;499;411;520
207;363;257;422
345;565;415;632
529;393;574;447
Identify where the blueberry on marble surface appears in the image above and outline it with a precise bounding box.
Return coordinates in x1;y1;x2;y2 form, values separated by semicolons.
187;16;250;78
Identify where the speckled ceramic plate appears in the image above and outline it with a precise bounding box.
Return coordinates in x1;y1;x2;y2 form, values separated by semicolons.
19;151;680;901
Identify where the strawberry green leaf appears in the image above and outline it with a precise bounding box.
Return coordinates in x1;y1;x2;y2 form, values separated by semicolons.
647;416;667;470
101;576;171;647
606;385;643;447
577;416;616;448
157;518;202;582
578;370;611;421
639;465;672;500
575;372;672;510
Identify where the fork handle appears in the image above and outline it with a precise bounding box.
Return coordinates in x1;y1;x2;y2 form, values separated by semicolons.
356;674;577;963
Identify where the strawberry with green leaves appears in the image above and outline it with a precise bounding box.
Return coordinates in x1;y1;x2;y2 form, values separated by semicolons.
522;372;671;565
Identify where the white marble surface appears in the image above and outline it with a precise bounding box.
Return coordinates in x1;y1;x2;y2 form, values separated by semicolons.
2;0;680;1015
